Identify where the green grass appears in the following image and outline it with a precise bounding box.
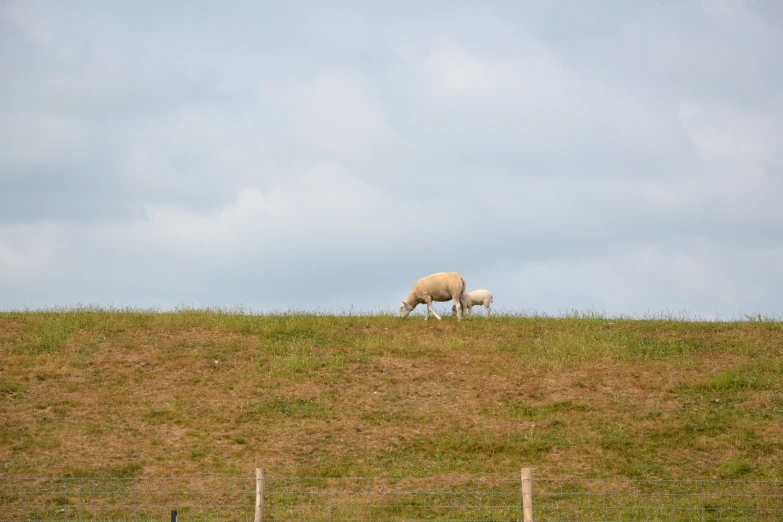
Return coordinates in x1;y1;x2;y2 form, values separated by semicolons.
0;307;781;518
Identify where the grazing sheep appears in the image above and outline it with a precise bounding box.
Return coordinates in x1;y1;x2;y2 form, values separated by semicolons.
399;271;468;321
452;289;494;317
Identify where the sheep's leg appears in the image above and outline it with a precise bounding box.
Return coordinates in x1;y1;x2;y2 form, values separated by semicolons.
485;302;491;317
426;299;442;321
453;299;462;321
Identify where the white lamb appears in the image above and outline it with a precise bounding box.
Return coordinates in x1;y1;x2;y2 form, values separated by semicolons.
399;271;468;321
452;289;494;317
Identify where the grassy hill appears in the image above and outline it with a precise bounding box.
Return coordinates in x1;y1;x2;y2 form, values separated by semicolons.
2;307;781;485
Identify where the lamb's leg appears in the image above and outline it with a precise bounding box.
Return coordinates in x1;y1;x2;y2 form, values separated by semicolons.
485;302;491;317
426;298;442;321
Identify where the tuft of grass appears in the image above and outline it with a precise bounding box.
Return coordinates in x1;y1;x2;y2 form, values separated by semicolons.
267;397;324;417
718;459;753;478
703;366;780;391
62;464;144;480
0;378;24;397
16;315;80;354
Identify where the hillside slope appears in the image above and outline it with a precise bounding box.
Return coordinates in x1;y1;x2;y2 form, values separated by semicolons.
1;310;781;482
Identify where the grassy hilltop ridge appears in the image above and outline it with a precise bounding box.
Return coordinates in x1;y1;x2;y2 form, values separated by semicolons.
1;308;782;482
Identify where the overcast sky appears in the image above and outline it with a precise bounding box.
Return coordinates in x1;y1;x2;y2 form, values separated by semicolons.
1;1;782;319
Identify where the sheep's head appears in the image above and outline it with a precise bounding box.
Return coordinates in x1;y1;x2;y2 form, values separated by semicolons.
399;301;413;318
452;302;467;315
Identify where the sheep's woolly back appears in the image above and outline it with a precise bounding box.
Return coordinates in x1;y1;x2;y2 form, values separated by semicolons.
405;272;466;306
465;289;493;306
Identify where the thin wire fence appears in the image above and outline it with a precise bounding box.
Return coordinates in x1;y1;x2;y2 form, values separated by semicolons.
532;477;781;521
1;473;780;521
0;477;253;521
264;476;521;520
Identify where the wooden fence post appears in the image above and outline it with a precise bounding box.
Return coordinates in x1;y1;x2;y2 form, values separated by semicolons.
521;467;533;522
255;468;265;522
